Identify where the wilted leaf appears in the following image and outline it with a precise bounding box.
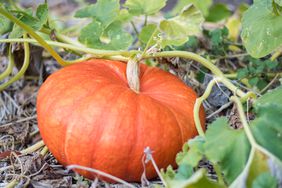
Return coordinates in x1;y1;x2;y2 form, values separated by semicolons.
226;16;241;41
241;0;282;58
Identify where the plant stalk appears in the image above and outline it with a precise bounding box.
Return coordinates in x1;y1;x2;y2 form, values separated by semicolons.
0;33;30;91
0;6;66;66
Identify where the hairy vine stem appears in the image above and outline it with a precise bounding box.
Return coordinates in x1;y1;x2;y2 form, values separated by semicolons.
0;33;30;91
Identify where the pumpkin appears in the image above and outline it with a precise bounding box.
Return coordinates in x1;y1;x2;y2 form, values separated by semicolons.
36;59;205;182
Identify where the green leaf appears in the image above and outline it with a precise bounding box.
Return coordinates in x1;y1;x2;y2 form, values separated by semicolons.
230;149;272;188
9;4;48;39
138;24;158;45
252;104;282;161
75;0;120;27
237;68;249;80
176;136;205;167
0;14;11;35
79;20;132;50
124;0;167;15
265;60;279;69
204;117;251;184
209;27;228;46
117;9;132;22
252;172;278;188
163;169;224;188
36;3;48;28
206;3;232;22
9;24;23;39
248;77;259;86
254;85;282;108
274;0;282;7
241;0;282;58
168;0;212;17
159;4;203;47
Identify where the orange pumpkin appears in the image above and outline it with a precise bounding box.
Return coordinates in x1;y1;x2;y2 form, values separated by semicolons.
37;59;205;182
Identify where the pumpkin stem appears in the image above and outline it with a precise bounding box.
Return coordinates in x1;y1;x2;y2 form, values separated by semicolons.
126;57;140;93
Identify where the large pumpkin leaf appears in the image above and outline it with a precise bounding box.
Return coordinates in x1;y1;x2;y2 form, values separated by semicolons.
75;0;132;50
75;0;119;27
251;104;282;161
254;85;282;108
176;136;205;167
204;117;251;184
159;4;204;47
124;0;167;16
253;85;282;160
79;20;132;50
241;0;282;58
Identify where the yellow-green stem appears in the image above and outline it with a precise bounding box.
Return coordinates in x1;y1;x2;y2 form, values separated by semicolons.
194;78;219;137
225;72;282;79
143;51;248;99
0;34;30;91
20;140;45;155
40;27;84;47
0;6;66;66
0;45;14;81
40;146;49;156
5;179;18;188
0;38;130;61
230;96;257;146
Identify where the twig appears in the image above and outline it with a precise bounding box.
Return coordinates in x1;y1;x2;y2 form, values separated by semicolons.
0;115;37;128
206;101;232;119
260;74;279;94
66;165;136;188
20;140;45;155
3;91;20;110
40;146;49;156
143;147;167;187
5;179;18;188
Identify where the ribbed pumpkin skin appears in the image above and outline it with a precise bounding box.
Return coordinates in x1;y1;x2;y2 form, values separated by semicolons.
37;59;205;182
